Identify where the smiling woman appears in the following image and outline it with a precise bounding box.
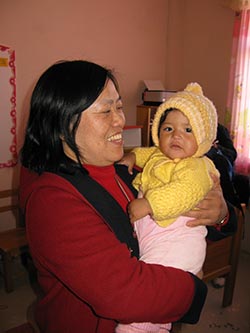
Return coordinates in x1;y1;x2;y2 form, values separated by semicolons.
19;60;226;333
63;80;125;166
20;60;123;174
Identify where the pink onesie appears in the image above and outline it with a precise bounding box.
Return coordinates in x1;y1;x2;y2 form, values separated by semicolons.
116;214;207;333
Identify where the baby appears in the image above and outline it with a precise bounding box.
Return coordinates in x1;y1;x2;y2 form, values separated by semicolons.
116;82;219;333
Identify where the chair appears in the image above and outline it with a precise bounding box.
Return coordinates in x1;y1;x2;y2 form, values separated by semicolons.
203;204;245;307
0;189;28;292
172;204;245;333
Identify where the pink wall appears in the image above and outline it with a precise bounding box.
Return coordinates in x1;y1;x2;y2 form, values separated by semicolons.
166;0;235;122
0;0;169;189
0;0;235;191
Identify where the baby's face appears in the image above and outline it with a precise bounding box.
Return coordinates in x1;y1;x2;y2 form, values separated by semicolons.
158;109;198;160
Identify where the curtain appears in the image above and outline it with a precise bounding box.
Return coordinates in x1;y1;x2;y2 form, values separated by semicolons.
226;10;250;175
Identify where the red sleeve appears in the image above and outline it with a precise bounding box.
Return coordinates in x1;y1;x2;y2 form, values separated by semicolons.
25;175;203;324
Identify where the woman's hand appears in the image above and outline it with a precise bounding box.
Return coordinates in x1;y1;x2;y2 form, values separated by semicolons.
184;173;228;227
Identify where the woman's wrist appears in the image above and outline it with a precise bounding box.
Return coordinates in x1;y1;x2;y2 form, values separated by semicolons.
215;211;229;228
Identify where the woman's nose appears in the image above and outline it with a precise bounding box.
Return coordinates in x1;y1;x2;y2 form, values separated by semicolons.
112;109;125;126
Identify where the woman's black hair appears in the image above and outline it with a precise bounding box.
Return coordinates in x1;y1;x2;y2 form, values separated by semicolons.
20;60;119;174
157;108;175;138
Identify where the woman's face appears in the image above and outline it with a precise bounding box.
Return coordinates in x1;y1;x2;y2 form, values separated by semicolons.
63;79;126;166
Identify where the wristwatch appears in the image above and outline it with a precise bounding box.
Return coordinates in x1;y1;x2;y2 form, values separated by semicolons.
216;213;229;225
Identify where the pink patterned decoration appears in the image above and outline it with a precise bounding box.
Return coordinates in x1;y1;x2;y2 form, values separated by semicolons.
0;45;17;168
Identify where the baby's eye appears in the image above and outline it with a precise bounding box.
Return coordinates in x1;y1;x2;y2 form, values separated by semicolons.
185;127;192;133
164;126;173;132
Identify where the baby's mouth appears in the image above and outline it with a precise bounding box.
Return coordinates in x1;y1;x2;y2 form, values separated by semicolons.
170;144;182;149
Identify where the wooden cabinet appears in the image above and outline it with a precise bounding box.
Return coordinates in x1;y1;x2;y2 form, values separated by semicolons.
136;105;157;147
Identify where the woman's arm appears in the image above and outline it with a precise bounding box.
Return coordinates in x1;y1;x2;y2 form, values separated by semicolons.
206;201;237;241
25;175;207;325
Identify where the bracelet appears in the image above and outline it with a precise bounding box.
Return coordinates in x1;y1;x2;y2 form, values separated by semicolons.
216;213;229;226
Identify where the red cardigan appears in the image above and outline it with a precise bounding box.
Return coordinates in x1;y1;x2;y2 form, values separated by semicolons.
20;165;206;333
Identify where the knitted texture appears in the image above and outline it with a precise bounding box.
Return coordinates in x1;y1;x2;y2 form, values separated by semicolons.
132;148;219;227
151;82;218;157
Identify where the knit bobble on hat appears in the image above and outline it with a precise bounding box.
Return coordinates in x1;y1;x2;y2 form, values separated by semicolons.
185;82;203;94
151;82;218;158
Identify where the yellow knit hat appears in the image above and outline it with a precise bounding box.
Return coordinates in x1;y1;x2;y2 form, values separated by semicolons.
151;82;218;157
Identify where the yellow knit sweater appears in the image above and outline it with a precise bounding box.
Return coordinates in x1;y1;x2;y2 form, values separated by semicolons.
132;146;219;227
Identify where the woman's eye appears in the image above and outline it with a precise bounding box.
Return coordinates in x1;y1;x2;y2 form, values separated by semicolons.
186;127;192;133
117;104;123;111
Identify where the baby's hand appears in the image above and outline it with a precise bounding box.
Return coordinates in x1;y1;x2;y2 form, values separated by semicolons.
128;198;153;223
117;152;136;175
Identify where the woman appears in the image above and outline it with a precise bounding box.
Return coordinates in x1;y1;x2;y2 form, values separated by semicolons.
19;60;228;333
